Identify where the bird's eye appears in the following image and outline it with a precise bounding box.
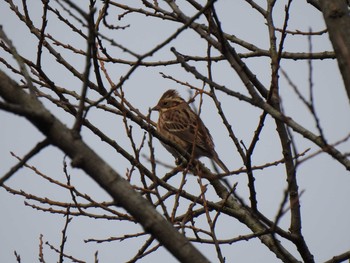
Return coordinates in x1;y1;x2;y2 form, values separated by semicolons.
163;101;168;106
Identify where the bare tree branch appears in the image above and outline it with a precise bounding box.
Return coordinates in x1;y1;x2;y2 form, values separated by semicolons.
319;0;350;102
0;69;210;263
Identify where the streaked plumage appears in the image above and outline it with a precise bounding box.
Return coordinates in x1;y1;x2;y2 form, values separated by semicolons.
152;89;229;173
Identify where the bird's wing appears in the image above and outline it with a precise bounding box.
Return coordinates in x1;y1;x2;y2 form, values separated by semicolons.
162;108;214;156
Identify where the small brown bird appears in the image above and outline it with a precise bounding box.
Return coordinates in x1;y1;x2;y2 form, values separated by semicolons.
152;89;229;173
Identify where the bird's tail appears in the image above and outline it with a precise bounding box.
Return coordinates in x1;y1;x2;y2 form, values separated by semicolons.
213;154;230;174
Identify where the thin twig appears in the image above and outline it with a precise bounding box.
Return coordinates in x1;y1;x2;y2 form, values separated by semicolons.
0;139;50;186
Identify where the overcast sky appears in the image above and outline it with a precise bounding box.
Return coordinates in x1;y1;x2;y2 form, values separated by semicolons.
1;1;350;262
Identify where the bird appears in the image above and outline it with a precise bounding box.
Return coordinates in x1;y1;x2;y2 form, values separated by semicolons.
152;89;229;173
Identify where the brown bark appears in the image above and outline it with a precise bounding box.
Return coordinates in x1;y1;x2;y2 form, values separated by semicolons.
319;0;350;103
0;70;210;263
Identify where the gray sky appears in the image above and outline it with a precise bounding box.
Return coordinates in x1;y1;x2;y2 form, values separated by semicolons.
1;1;350;262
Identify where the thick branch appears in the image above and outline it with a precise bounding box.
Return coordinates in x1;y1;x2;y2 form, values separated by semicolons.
319;0;350;102
0;70;210;263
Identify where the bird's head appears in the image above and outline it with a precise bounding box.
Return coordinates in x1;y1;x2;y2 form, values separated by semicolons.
152;89;185;112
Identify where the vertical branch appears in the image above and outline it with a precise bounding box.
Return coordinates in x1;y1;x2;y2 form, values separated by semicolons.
72;2;95;133
59;208;72;263
198;14;234;262
170;173;188;222
206;7;245;160
307;31;327;144
267;0;297;231
204;9;227;175
14;251;21;263
245;111;268;211
39;234;45;263
36;0;49;68
198;179;225;263
210;7;260;210
146;126;172;221
319;0;350;102
266;1;315;262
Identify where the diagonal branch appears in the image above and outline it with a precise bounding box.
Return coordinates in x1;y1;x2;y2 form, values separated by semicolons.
0;70;210;263
0;139;50;186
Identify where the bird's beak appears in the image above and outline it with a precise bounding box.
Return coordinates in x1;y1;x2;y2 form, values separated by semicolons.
152;105;160;111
